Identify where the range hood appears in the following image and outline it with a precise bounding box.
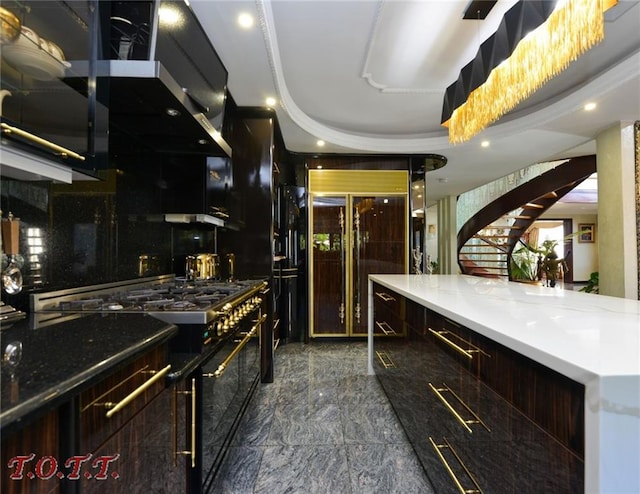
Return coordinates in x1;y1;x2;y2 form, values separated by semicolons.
97;59;231;157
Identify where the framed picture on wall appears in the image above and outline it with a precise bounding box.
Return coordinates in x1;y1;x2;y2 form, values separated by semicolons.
578;223;595;243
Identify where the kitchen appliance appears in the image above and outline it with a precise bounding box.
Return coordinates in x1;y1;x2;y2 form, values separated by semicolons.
31;275;267;349
30;274;271;493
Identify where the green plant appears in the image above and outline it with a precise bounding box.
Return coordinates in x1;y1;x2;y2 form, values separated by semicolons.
580;272;599;293
509;242;540;281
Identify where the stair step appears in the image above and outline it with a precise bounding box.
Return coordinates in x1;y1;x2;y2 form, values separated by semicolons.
524;202;545;209
474;234;519;239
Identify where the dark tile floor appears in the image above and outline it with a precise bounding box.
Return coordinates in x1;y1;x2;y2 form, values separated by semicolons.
211;341;434;493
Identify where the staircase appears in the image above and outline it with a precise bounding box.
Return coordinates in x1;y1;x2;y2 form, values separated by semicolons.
457;155;596;279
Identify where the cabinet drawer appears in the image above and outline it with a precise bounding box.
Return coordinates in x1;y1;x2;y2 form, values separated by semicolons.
372;283;402;315
415;434;583;494
373;302;404;336
80;345;169;453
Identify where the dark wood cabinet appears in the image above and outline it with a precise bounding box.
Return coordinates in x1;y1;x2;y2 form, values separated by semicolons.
78;344;189;493
1;409;60;494
373;287;584;493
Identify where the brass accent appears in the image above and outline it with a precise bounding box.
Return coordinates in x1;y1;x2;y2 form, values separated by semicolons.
429;328;491;358
339;207;346;325
375;292;396;302
375;351;395;368
428;383;490;433
1;122;86;161
175;378;196;467
429;329;473;359
309;170;408;194
84;365;150;412
375;321;396;335
353;207;360;323
428;437;483;494
204;314;266;378
104;364;171;418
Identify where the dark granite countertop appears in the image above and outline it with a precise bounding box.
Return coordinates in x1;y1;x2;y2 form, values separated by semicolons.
0;313;178;435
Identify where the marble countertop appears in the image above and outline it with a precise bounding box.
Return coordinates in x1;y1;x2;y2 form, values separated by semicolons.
369;274;640;384
0;313;178;434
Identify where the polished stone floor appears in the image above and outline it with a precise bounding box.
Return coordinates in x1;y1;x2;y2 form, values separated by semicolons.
211;341;434;494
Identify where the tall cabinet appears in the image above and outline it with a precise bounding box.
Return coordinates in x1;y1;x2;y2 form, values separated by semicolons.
308;170;408;337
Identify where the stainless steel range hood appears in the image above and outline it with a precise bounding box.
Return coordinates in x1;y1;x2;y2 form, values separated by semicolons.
97;59;231;157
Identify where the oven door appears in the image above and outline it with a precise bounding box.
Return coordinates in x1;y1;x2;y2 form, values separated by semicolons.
199;312;261;492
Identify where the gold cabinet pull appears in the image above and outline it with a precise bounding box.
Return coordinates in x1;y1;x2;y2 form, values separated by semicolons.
428;328;491;359
375;321;396;335
375;291;396;302
1;122;86;161
104;364;171;418
428;328;474;359
204;314;266;379
428;383;490;433
175;378;196;467
429;436;483;494
375;351;395;368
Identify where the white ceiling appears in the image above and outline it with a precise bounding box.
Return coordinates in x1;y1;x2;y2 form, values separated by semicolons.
191;0;640;211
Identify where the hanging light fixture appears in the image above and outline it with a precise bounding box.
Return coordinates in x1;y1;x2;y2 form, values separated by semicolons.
441;0;618;144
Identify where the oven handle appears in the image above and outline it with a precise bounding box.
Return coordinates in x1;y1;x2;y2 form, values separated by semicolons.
204;314;266;379
175;377;196;467
104;364;171;418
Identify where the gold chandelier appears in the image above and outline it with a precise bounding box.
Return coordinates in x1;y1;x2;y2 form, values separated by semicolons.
442;0;618;144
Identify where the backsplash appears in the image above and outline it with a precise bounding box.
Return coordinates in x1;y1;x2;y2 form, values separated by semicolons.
0;153;218;310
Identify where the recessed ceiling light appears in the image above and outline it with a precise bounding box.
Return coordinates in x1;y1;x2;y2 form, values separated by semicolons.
481;140;490;148
265;97;276;107
238;12;254;28
317;140;325;147
584;102;597;111
198;139;208;145
166;108;180;117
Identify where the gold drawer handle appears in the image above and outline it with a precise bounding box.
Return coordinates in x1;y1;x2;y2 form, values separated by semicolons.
375;321;396;335
375;291;396;302
428;328;491;358
428;328;474;359
175;378;196;467
104;364;171;418
375;351;395;369
428;383;490;433
429;436;483;494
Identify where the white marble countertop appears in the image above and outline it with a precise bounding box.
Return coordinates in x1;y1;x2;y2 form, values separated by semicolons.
368;274;640;493
369;274;640;384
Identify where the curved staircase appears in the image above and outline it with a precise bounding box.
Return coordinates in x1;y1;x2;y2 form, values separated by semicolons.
457;155;597;279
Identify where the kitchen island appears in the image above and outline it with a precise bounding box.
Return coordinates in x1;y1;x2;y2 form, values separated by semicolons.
368;274;640;494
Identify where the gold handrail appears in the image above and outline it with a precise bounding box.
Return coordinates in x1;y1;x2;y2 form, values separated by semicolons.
1;122;86;161
428;382;490;433
375;321;396;335
104;364;171;418
428;436;483;494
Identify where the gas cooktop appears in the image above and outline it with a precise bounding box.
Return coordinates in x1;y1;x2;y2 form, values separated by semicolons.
31;276;267;326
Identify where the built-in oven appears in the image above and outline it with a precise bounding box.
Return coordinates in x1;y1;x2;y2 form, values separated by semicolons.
198;307;264;493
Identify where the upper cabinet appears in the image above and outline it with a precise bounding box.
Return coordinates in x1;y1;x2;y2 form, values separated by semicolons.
97;0;231;157
0;1;92;175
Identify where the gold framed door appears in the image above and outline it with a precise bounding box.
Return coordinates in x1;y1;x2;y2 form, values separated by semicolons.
309;170;408;338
